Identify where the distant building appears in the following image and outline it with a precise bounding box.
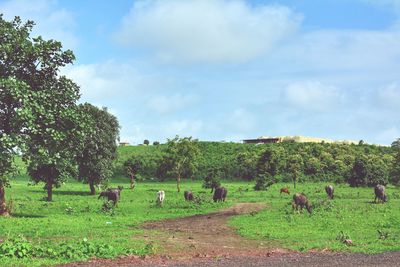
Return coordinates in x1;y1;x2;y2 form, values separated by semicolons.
119;142;130;146
243;136;358;145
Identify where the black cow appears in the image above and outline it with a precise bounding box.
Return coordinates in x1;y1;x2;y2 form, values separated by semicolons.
374;184;387;203
213;186;227;202
98;186;123;205
184;190;194;201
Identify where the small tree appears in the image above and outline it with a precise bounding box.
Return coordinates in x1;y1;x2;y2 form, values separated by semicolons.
254;146;285;190
143;139;150;146
162;136;200;192
203;167;221;192
123;156;142;189
153;141;160;146
287;154;304;189
76;104;120;195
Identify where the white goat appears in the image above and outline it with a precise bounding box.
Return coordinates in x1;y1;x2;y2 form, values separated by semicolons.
156;190;165;206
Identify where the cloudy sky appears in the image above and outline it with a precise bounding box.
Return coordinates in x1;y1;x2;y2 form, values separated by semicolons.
1;0;400;145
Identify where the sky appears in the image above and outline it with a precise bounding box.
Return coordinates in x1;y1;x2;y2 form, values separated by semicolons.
1;0;400;145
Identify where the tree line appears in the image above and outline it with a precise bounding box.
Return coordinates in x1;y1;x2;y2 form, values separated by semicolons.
120;138;400;191
0;16;120;215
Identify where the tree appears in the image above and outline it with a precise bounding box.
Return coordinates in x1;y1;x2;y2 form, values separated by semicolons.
348;155;389;187
254;146;285;190
0;16;81;206
123;156;142;189
153;141;160;146
202;167;221;192
235;151;258;181
143;139;150;146
162;136;200;192
76;104;120;195
286;154;304;189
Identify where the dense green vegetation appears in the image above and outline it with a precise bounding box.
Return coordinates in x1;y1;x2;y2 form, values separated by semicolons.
117;141;395;186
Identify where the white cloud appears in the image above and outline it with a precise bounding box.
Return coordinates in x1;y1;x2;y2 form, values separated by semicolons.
115;0;301;63
147;94;198;114
0;0;78;49
377;82;400;109
164;119;203;137
228;108;256;131
62;61;144;103
283;81;345;112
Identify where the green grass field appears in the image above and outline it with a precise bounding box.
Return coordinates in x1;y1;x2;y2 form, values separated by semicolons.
0;177;399;266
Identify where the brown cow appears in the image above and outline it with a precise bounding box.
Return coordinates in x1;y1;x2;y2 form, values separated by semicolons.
280;187;290;194
292;193;312;214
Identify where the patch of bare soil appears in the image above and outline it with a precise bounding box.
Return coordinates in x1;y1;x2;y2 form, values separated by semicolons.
60;203;400;267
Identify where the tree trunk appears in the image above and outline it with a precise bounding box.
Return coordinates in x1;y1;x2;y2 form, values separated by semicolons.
46;180;53;202
89;180;96;195
293;177;296;189
177;173;181;192
130;174;135;189
0;185;9;216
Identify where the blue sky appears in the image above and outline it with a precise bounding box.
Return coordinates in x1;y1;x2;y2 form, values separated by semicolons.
1;0;400;145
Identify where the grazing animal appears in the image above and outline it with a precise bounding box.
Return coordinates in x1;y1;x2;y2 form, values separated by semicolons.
374;184;387;203
98;186;123;205
280;187;290;195
325;185;334;199
184;190;194;201
156;190;165;206
292;193;312;214
213;186;227;202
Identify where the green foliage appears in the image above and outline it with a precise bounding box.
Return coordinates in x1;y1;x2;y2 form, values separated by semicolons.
390;138;400;185
123;156;142;188
116;141;393;187
254;174;275;191
161;136;201;191
76;104;120;194
202;167;221;190
348;155;389;187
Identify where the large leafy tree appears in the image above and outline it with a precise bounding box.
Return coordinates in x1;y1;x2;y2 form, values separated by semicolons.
348;154;389;187
162;136;200;192
76;104;120;195
0;15;83;202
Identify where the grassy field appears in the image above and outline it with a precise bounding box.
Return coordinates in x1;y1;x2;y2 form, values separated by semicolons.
0;177;399;266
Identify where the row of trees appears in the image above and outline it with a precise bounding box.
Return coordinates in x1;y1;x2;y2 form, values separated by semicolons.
0;16;120;215
121;138;399;191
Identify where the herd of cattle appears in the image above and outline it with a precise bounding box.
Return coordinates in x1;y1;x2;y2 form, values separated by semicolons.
98;185;228;206
98;183;388;214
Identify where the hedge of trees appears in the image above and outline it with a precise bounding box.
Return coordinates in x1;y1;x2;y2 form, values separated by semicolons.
120;140;398;188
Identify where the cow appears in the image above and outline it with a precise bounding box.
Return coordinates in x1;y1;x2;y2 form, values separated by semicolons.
280;187;290;195
98;186;123;205
213;186;227;202
374;184;387;203
325;185;334;199
184;190;194;201
156;190;165;206
292;193;312;214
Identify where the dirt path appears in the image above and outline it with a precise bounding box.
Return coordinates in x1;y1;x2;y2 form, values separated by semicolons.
63;203;400;266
